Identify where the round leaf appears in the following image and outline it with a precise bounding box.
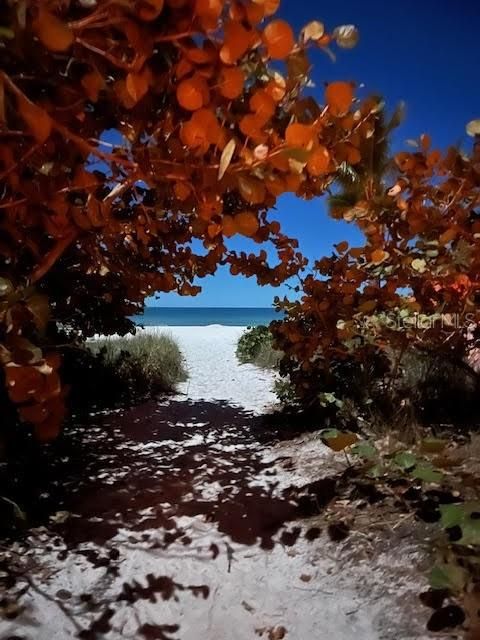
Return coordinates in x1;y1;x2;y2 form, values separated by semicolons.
333;25;359;49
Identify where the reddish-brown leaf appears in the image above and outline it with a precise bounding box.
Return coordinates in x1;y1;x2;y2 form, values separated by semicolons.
17;95;52;143
325;81;354;117
34;8;74;52
263;20;295;59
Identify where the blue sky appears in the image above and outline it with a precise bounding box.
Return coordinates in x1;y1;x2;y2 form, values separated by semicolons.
150;0;479;308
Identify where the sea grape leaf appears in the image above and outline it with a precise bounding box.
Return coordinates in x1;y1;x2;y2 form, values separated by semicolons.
351;441;377;460
412;463;443;484
460;517;480;546
321;429;358;452
218;139;236;180
366;463;384;479
393;451;417;470
440;502;480;545
429;563;468;592
439;503;465;529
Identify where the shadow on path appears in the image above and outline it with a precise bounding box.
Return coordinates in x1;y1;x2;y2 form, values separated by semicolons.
50;399;335;549
0;399;432;640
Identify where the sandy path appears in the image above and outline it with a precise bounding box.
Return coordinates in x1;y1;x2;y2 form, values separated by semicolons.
0;327;433;640
162;325;278;412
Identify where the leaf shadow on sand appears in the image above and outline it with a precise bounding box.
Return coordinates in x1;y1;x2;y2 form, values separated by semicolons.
1;399;339;639
54;399;337;548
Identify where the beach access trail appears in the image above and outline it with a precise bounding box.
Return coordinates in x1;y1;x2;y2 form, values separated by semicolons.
0;326;434;640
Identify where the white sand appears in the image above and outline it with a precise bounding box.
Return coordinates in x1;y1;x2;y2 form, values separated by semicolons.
149;325;278;412
0;326;433;640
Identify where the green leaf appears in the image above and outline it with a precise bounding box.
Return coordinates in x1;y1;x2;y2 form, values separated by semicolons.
411;463;443;484
367;463;384;479
439;503;465;529
429;563;468;592
460;516;480;546
351;441;377;460
319;392;339;406
439;502;480;545
321;428;339;439
393;451;417;470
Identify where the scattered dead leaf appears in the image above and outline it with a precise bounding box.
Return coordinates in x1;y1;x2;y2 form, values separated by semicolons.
242;600;255;613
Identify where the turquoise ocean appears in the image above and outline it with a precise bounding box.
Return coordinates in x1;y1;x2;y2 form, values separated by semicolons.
132;307;280;327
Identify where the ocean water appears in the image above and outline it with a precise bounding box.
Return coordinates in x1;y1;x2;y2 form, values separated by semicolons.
132;307;280;327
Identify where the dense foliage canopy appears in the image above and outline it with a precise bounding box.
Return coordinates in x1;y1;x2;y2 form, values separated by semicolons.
0;0;372;439
272;133;480;410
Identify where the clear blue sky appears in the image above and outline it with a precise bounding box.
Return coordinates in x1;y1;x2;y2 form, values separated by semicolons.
150;0;480;308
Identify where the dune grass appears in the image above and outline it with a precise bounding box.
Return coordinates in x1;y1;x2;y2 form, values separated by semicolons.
58;332;189;415
88;333;188;396
253;338;283;369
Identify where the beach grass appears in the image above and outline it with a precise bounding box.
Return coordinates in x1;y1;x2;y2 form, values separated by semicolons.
88;333;188;398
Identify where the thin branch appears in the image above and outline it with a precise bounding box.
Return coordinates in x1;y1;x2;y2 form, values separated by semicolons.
69;9;110;29
53;122;137;169
0;197;27;209
154;30;198;43
76;38;146;72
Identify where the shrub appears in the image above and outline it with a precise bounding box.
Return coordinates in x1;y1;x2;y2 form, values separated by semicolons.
273;378;299;408
396;348;480;426
88;333;187;401
236;326;282;369
63;333;187;417
269;110;480;432
272;338;480;433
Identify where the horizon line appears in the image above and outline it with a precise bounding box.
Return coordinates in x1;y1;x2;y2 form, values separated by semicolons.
141;306;278;310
